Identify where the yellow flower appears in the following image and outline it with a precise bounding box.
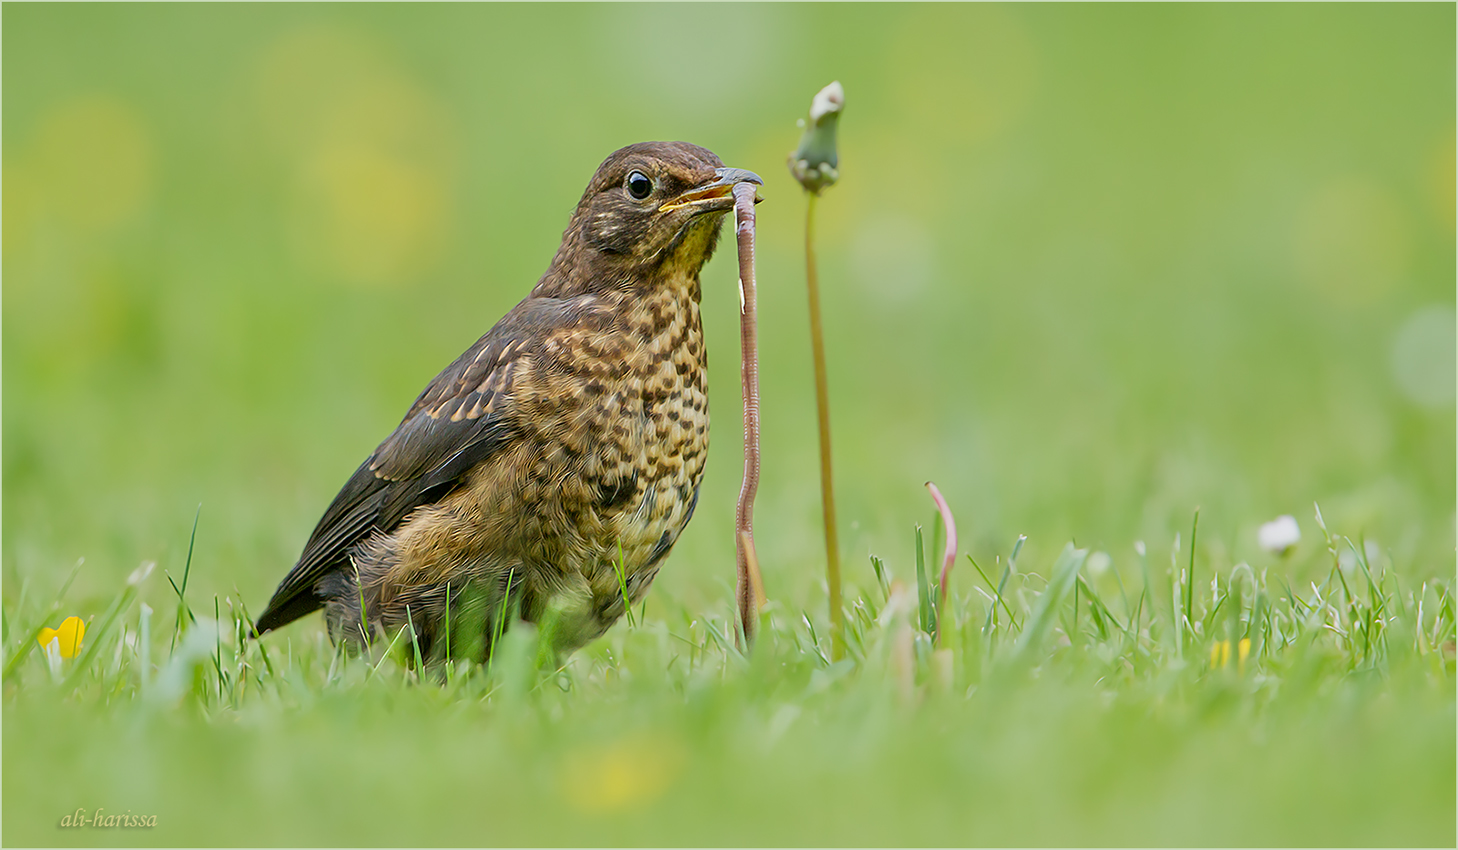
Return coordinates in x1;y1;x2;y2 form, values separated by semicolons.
38;616;86;659
559;735;683;814
1210;639;1231;669
1238;637;1251;673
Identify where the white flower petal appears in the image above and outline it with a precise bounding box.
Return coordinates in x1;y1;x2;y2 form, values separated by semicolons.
1258;515;1301;553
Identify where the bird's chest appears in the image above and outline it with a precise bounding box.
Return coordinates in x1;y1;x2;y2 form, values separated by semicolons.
598;301;709;566
520;287;710;578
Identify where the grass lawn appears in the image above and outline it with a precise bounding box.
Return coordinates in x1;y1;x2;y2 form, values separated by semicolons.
4;4;1454;846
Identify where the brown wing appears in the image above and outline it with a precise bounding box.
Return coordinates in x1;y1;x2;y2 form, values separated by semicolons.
254;294;603;634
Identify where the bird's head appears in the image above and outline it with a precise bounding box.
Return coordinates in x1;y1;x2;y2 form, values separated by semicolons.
540;142;762;297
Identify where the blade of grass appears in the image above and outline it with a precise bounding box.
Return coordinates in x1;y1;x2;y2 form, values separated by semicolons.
984;535;1026;635
213;595;224;702
914;525;934;635
968;554;1019;630
1012;544;1088;659
489;568;515;665
354;564;373;653
167;504;203;653
1185;509;1199;639
61;581;143;692
1170;532;1184;652
801;612;830;666
2;559;87;680
869;555;891;603
1077;574;1126;637
366;623;410;684
612;541;635;629
234;594;276;681
405;605;425;672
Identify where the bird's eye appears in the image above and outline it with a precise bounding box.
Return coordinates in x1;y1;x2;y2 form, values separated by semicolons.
625;170;653;200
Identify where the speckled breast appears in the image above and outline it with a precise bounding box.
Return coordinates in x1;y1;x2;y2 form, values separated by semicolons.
525;283;710;600
599;290;709;586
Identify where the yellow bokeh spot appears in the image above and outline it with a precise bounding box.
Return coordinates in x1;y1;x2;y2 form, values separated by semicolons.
29;96;153;231
559;735;683;814
4;95;153;268
1430;129;1455;232
37;616;86;659
299;144;448;287
1293;177;1410;307
1237;637;1251;673
251;25;459;289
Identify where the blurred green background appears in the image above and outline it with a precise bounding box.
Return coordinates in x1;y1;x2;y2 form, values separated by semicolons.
6;3;1452;609
3;3;1454;843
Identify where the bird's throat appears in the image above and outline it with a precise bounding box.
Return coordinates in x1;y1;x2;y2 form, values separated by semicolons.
655;212;725;298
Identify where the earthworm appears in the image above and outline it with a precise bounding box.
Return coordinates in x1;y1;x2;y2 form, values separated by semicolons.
733;181;764;646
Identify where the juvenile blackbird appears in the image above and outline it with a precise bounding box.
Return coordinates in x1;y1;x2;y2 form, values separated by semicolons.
255;141;762;662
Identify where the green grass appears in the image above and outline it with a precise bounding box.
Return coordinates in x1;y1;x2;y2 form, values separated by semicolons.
3;505;1454;845
4;3;1455;846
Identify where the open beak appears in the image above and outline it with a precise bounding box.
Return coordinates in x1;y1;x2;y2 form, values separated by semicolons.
660;167;764;213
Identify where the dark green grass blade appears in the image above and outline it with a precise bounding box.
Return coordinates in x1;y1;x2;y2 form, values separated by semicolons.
405;606;425;672
234;594;276;680
489;568;515;664
1076;575;1125;639
968;553;1019;630
984;535;1026;635
612;541;635;629
914;525;934;635
167;505;203;653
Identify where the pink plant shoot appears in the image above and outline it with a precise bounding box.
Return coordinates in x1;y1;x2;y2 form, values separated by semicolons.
925;481;958;645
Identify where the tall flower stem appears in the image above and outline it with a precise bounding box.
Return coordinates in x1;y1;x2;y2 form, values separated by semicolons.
789;80;846;658
804;192;844;657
